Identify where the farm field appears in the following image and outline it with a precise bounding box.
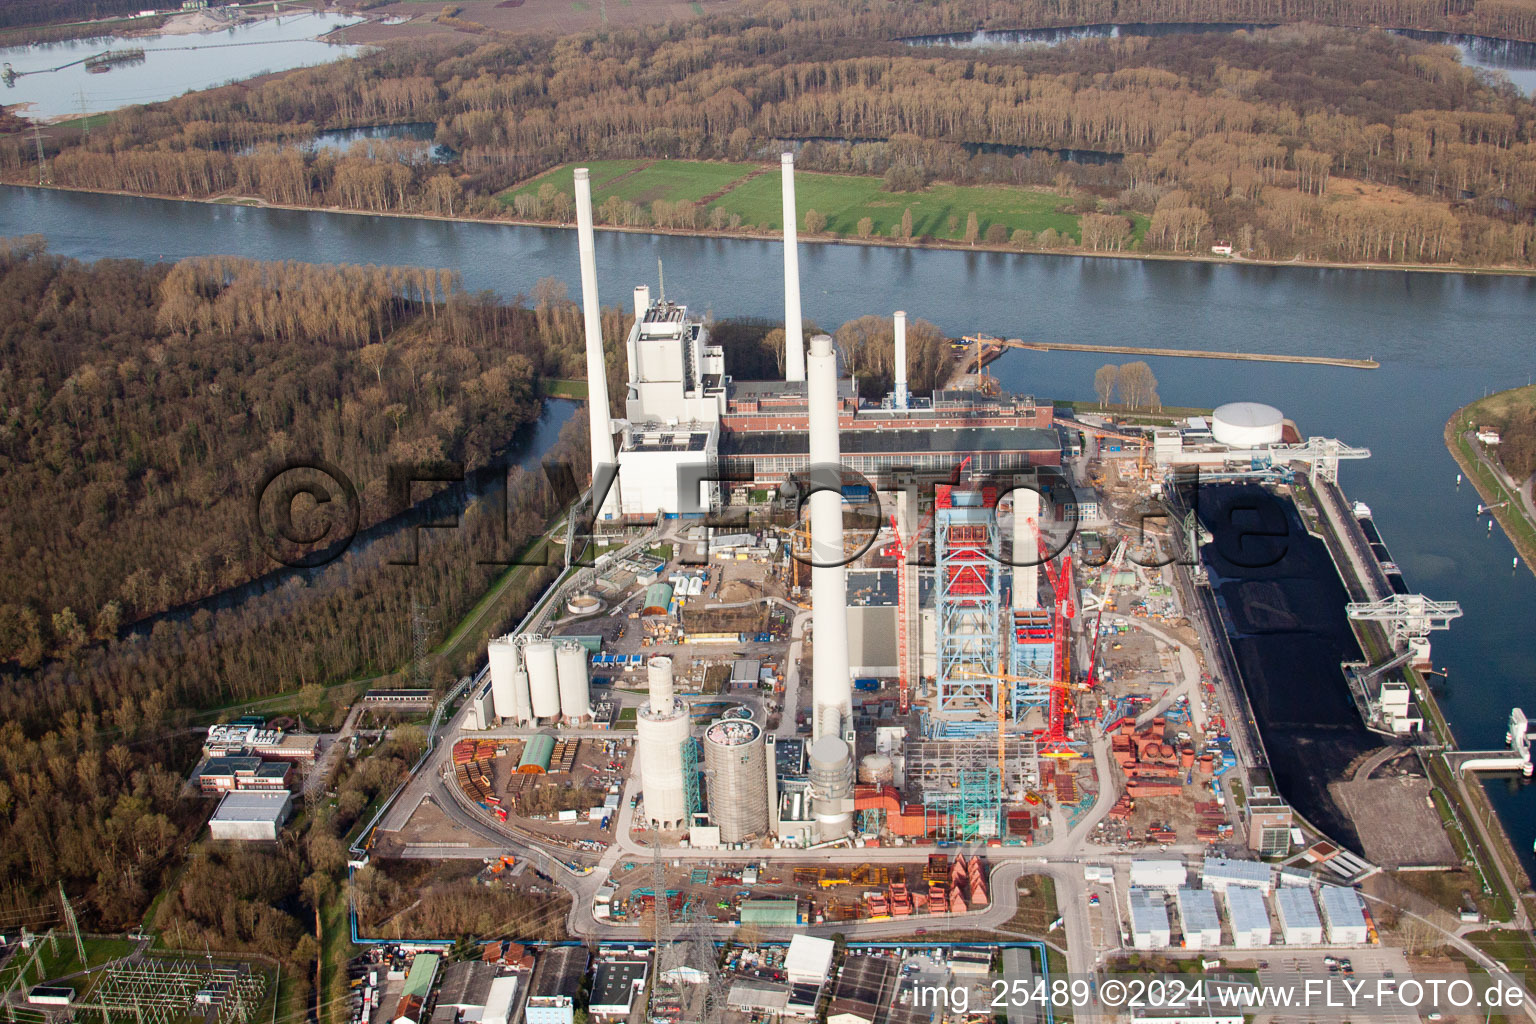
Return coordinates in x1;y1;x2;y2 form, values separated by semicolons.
500;159;1146;244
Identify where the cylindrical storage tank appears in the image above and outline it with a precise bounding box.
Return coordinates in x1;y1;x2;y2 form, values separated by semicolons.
636;697;690;830
524;640;561;719
488;637;524;723
859;753;894;785
702;720;769;843
566;592;601;617
648;656;675;706
808;734;854;842
1211;402;1284;447
1180;747;1196;768
555;641;590;721
1198;753;1215;774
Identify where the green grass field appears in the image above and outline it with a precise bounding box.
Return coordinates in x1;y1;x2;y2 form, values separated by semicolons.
504;160;758;209
500;159;1147;244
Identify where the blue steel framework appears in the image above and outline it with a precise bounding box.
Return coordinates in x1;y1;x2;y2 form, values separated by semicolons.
923;766;1003;840
935;486;1003;728
1010;605;1055;720
682;737;701;817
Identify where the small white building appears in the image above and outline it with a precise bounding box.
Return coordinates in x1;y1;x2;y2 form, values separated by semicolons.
1222;885;1273;947
1130;859;1187;891
208;791;292;841
1175;888;1221;950
785;934;836;986
482;978;521;1024
1317;886;1369;944
1129;888;1171;950
1273;887;1323;945
1201;856;1272;894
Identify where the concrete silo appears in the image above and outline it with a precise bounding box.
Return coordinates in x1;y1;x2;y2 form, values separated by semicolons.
523;640;561;720
488;636;533;725
555;640;590;722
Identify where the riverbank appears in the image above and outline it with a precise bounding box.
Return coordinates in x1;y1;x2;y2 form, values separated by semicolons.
14;182;1536;279
1443;387;1536;581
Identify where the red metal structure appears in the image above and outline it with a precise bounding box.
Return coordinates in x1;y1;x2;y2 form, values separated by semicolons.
1038;531;1078;758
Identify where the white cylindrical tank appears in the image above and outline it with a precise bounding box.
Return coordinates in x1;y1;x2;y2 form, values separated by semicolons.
808;333;851;742
488;637;523;723
1211;402;1284;447
524;640;561;719
648;656;675;706
555;641;590;721
703;720;769;843
858;753;894;785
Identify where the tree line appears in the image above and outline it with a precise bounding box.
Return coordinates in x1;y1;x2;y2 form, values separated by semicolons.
6;15;1533;266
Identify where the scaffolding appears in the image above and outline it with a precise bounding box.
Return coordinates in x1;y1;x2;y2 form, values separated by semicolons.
906;738;1039;798
1009;608;1054;719
935;485;1002;727
76;958;266;1024
681;736;701;817
922;767;1002;841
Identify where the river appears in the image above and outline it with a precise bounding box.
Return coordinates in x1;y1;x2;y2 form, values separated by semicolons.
0;11;363;120
2;184;1532;878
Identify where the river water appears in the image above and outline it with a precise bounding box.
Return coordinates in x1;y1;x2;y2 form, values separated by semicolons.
0;12;362;120
906;23;1536;95
2;185;1532;876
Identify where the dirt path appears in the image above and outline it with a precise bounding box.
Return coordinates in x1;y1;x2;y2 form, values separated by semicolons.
697;166;766;206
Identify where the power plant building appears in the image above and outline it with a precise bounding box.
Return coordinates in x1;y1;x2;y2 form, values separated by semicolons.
703;719;770;842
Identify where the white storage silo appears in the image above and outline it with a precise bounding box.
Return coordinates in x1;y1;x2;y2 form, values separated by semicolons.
555;641;591;721
488;636;533;724
524;640;561;720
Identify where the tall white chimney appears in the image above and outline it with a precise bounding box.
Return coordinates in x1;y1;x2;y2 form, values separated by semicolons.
808;333;850;741
574;168;617;515
893;310;909;410
1012;486;1041;611
781;153;806;384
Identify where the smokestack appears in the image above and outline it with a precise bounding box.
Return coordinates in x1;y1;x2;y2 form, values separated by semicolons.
574;168;617;512
894;310;909;410
808;333;850;741
1013;486;1041;611
781;153;806;384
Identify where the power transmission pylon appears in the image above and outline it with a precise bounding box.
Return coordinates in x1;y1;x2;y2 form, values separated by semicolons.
60;883;86;964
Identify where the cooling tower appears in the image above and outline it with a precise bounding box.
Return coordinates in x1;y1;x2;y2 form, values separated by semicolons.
636;656;689;830
703;719;769;843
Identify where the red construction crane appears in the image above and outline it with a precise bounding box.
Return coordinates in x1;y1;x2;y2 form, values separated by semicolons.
884;512;913;715
1081;540;1127;690
1036;522;1079;758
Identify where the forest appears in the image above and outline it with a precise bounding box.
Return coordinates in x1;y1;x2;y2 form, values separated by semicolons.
4;3;1536;265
